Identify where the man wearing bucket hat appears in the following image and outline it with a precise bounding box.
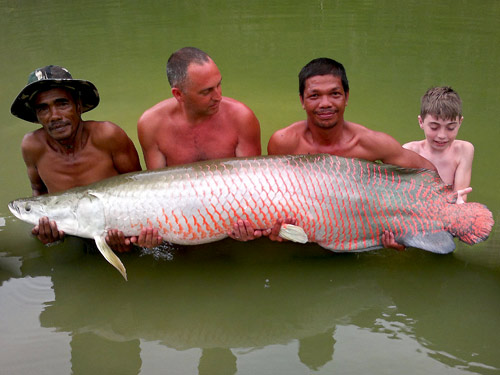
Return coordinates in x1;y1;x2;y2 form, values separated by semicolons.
12;65;162;251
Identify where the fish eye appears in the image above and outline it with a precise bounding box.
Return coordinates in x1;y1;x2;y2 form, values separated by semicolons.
25;203;31;212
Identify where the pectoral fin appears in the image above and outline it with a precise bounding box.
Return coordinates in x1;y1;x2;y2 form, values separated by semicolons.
278;224;308;244
403;232;456;254
94;235;128;280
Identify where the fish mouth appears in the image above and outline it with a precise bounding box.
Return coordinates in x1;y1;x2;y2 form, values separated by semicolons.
8;201;20;219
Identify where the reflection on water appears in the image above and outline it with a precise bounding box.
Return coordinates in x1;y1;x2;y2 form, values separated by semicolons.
1;0;499;374
1;235;499;374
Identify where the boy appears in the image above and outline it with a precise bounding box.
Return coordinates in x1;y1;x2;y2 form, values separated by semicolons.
403;86;474;201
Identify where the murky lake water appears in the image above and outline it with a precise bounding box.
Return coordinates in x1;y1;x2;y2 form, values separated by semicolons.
1;1;499;374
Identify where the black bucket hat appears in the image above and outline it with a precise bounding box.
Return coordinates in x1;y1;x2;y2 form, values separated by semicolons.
11;65;100;123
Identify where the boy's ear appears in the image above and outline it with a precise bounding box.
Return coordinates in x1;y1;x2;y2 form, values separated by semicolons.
418;115;424;129
459;116;464;125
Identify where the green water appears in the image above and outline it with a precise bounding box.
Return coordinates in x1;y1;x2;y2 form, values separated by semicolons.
1;1;499;374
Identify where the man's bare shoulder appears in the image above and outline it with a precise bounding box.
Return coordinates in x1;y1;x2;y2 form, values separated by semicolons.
84;120;133;151
347;121;389;139
345;121;398;148
277;121;307;135
138;98;177;129
222;96;250;109
344;121;369;132
220;97;257;120
85;120;126;138
267;121;307;154
21;128;47;152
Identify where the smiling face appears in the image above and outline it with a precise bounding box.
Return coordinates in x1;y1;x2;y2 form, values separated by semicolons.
34;87;82;141
419;114;463;151
300;74;349;129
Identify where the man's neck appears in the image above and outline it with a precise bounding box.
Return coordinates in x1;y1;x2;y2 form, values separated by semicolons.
308;119;345;146
185;110;214;126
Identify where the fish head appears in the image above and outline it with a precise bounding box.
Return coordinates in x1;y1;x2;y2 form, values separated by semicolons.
9;191;106;238
8;194;79;230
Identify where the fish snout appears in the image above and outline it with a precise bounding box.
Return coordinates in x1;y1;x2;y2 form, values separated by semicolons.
7;201;20;218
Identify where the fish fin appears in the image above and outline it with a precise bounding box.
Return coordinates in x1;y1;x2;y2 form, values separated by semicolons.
94;235;128;281
402;232;455;254
279;224;308;244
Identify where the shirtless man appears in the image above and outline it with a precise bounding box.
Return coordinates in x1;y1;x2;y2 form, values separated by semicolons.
138;47;265;240
403;86;474;202
11;65;158;251
267;58;437;250
138;47;261;168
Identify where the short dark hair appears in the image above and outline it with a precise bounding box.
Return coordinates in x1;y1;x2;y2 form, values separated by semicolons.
299;58;349;97
166;47;211;89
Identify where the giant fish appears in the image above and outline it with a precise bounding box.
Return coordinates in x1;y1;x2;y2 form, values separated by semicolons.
8;154;494;280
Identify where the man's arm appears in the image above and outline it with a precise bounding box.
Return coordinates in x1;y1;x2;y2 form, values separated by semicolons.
108;123;164;249
267;126;300;155
234;108;262;157
228;108;263;241
137;115;168;169
224;105;263;242
402;141;420;152
267;131;285;155
364;132;434;251
21;133;65;243
99;122;141;173
387;147;436;170
21;133;48;196
94;122;163;250
26;163;48;196
374;133;436;170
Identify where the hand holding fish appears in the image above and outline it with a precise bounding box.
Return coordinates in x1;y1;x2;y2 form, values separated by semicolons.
229;217;299;242
130;227;163;248
105;229;133;253
107;227;163;252
382;230;406;251
228;220;267;241
32;217;65;245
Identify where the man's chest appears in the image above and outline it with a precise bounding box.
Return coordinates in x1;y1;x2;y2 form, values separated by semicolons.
160;126;239;163
37;150;116;189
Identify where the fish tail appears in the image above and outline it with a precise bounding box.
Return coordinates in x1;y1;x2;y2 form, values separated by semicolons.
446;202;494;245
